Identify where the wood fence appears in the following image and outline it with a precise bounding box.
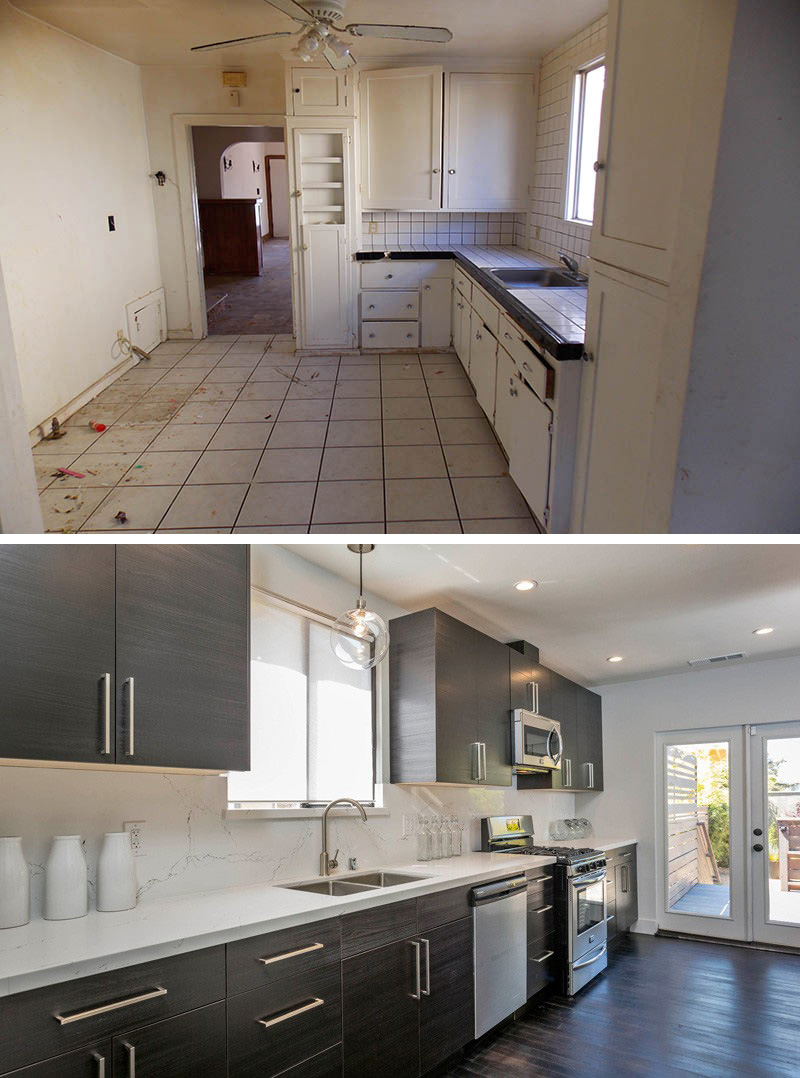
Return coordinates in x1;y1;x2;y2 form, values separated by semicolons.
667;746;700;906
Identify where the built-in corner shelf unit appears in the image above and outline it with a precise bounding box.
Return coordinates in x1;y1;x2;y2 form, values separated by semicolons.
295;131;346;225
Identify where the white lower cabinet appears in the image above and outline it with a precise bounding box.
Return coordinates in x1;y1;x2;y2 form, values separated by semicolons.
362;321;419;348
493;347;517;451
359;260;451;350
361;290;419;320
301;225;351;348
454;291;471;372
508;376;554;527
420;278;452;349
469;311;498;421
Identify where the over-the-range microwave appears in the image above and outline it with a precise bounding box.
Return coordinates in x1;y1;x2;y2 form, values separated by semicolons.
512;709;562;773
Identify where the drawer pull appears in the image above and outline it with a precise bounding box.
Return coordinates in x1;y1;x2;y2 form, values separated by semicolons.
406;333;413;339
527;876;550;884
385;273;393;279
406;304;414;309
368;304;375;310
55;986;167;1025
257;942;324;966
124;1043;135;1078
532;904;553;914
258;997;324;1029
523;361;532;372
532;950;554;964
504;331;512;340
607;914;615;921
92;1053;106;1078
368;333;375;338
101;673;111;755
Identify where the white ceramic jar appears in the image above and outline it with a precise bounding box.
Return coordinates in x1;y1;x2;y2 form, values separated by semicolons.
96;832;137;913
44;836;88;920
0;837;30;929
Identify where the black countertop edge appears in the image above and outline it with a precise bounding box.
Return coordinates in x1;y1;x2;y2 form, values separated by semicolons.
354;249;584;361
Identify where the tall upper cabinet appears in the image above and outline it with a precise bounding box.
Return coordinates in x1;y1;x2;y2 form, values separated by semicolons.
360;68;534;211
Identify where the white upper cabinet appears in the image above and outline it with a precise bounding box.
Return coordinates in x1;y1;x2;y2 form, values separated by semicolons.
591;0;709;283
444;73;534;211
289;68;351;115
360;66;443;210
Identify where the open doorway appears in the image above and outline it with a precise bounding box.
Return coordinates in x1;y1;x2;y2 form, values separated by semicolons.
191;125;292;336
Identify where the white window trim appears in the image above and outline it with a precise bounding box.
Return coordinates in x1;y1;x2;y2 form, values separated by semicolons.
225;585;384;816
564;53;606;227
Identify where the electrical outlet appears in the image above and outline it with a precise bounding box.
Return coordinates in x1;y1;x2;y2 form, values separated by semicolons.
402;814;416;838
124;820;147;857
368;221;378;234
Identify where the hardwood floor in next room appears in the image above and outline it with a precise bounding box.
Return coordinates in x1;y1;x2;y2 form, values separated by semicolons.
443;934;800;1078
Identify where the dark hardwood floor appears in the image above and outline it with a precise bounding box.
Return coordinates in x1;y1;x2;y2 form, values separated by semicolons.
441;934;800;1077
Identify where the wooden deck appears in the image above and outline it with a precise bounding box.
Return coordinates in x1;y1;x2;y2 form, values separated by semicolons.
670;881;731;917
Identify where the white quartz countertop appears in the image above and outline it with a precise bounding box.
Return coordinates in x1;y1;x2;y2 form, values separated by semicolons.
0;852;554;998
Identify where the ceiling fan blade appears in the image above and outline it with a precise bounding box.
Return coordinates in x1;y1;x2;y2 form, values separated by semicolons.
344;24;453;43
191;31;294;53
323;43;357;70
261;0;314;24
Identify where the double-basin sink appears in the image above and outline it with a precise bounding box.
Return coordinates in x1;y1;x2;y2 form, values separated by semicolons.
280;870;430;898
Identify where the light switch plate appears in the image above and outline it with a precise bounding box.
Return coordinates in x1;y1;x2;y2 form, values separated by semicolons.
402;814;416;838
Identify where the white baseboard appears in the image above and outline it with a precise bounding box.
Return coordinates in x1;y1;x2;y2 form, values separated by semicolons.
28;353;139;446
631;918;657;935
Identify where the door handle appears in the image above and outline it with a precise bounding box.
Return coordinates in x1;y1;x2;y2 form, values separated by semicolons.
124;676;135;756
101;673;111;755
448;169;456;174
588;762;595;789
480;742;487;783
410;940;421;999
471;742;481;781
124;1043;135;1078
92;1054;106;1078
572;943;607;970
753;844;764;852
420;937;431;996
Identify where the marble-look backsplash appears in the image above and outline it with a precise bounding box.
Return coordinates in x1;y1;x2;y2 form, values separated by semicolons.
0;765;574;916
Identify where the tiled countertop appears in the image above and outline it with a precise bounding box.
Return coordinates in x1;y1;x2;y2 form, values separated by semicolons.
355;244;587;361
0;851;554;997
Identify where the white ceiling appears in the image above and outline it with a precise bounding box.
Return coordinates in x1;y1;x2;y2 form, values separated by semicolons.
14;0;608;67
284;543;800;686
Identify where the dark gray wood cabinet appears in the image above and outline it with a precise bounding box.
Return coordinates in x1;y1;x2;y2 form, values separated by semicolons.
111;1003;226;1078
0;547;116;765
576;685;604;792
419;918;474;1074
476;631;513;786
518;671;603;793
0;545;249;773
606;845;637;940
4;1043;111;1078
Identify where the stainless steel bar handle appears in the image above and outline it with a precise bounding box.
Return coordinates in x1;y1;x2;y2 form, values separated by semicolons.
480;742;487;783
588;762;595;789
125;676;135;756
420;937;431;996
410;940;421;1000
533;950;554;963
527;876;549;884
124;1043;135;1078
532;904;553;914
572;943;607;970
622;865;628;893
55;987;167;1024
101;673;111;755
258;997;324;1029
258;942;324;965
92;1053;106;1078
471;742;481;781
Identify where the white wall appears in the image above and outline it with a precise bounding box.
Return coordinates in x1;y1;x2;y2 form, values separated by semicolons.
578;655;800;933
526;14;607;269
139;66;285;335
669;0;800;533
0;1;162;434
0;546;574;917
192;125;282;200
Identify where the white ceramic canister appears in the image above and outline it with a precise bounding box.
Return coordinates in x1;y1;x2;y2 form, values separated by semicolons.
96;832;137;913
44;836;88;920
0;837;30;929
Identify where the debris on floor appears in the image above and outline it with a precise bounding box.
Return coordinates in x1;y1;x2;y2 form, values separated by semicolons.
52;467;85;479
43;417;67;440
114;510;128;524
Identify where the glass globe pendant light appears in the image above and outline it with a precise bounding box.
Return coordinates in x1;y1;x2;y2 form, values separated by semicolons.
330;544;390;671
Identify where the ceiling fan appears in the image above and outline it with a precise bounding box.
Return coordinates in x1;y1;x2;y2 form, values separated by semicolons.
191;0;453;68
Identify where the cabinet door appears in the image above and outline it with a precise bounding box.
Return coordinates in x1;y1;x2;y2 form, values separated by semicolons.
420;277;452;349
290;68;349;116
469;311;498;421
434;611;479;784
509;649;533;712
419;919;474;1074
451;286;464;363
476;630;512;786
4;1043;111;1078
112;1003;226;1078
445;73;534;211
576;685;604;791
591;0;711;283
508;376;552;528
550;672;578;791
342;938;420;1078
360;66;443;210
458;297;472;373
0;547;116;764
300;225;351;349
493;348;518;452
115;546;249;771
529;662;551;718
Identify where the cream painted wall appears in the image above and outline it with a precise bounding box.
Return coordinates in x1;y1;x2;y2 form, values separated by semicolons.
0;546;574;914
577;655;800;934
0;1;162;433
139;66;285;335
220;140;286;240
192;125;282;199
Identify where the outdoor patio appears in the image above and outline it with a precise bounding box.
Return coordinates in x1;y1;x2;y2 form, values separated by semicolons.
671;881;731;917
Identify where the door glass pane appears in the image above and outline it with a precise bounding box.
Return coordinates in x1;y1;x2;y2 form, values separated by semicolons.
766;736;800;926
665;742;731;917
575;878;605;935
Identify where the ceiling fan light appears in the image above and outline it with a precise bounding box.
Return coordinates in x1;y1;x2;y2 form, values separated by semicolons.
326;35;351;58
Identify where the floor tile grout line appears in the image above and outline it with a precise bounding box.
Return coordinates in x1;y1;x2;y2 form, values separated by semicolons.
422;363;465;534
379;355;388;527
304;356;344;533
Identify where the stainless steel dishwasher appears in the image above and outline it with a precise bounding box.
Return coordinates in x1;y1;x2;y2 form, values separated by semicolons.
471;874;528;1038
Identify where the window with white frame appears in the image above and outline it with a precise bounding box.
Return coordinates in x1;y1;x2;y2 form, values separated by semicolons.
565;58;606;225
227;591;376;808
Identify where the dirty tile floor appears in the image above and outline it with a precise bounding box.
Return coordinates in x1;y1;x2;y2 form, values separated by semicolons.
35;336;540;533
204;238;293;336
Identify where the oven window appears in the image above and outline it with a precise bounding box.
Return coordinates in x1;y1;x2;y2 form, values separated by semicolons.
524;726;550;758
575;878;605;935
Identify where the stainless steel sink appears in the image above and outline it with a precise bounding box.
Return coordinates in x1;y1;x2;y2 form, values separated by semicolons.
490;268;585;288
346;871;430;887
280;870;430;897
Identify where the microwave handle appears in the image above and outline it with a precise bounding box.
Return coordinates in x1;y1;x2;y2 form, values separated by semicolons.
546;725;562;766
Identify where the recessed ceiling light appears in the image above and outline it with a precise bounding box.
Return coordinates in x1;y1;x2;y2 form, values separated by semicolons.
607;655;624;663
514;580;538;591
753;627;774;636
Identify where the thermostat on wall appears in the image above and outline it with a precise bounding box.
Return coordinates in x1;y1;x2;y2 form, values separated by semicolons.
223;71;247;88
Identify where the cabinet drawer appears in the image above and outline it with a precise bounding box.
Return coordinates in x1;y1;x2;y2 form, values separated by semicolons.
360;260;450;290
4;1042;111;1078
454;268;473;301
0;947;225;1075
112;1002;226;1078
274;1045;342;1078
470;284;500;337
527;943;557;998
227;966;341;1078
499;315;552;401
527;894;555;944
417;885;471;932
361;290;419;320
361;320;419;348
227;918;341;997
341;898;417;959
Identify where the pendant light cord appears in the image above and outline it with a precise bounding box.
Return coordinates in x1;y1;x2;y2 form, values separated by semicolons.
359;548;364;604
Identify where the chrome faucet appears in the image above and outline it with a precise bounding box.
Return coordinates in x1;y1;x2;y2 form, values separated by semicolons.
557;251;580;274
320;798;367;876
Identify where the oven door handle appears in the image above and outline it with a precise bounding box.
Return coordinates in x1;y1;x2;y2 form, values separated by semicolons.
572;943;607;971
546;725;562;766
571;868;607;885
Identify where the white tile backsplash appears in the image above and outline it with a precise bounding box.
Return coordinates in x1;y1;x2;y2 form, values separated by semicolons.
361;212;517;251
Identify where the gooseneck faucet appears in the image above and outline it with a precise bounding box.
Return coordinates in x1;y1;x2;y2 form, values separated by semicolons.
320;798;367;876
557;251;580;274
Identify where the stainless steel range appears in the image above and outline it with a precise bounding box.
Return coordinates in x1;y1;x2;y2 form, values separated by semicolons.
480;815;608;996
